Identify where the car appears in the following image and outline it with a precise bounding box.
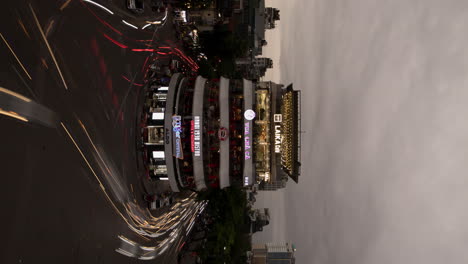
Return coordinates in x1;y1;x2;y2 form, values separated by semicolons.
127;0;144;14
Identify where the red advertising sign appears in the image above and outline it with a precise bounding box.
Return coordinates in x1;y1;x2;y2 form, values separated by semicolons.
191;120;195;152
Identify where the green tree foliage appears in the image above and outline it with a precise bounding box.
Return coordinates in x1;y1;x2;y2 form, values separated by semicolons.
196;187;251;263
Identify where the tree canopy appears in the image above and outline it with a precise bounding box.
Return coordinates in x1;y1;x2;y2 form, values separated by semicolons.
196;187;251;263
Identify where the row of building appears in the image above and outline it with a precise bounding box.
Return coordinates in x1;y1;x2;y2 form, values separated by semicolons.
174;0;279;80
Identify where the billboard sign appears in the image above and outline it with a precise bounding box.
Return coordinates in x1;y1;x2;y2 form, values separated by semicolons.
172;115;184;159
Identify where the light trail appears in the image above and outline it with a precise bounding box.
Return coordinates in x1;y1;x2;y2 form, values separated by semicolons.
131;48;155;52
60;0;72;11
103;33;128;49
141;56;149;73
61;122;104;189
122;20;138;30
83;2;122;35
121;75;144;86
82;0;114;15
29;5;69;90
118;235;137;246
0;87;31;102
78;119;113;176
61;122;132;228
141;24;151;30
158;245;168;255
17;19;31;39
146;21;161;25
0;32;32;80
0;108;28;122
115;248;134;257
41;58;49;69
11;65;37;100
45;20;55;37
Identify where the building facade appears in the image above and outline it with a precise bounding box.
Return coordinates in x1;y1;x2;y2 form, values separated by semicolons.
249;242;296;264
235;57;273;80
142;73;301;192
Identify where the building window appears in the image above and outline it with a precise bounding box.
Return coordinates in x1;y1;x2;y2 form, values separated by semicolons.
154;93;167;101
147;126;164;144
152;112;164;120
155;165;167;175
152;151;165;159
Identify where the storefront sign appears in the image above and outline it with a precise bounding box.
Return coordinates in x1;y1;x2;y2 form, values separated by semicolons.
244;109;256;121
274;114;282;122
245;122;251;160
172;115;184;159
274;125;281;153
191;116;201;156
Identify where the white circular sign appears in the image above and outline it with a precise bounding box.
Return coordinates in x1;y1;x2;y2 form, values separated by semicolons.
244;109;256;120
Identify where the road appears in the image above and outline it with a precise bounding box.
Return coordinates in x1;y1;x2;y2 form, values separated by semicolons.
0;0;194;263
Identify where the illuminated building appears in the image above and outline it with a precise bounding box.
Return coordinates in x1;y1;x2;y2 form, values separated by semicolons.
248;242;296;264
143;73;301;192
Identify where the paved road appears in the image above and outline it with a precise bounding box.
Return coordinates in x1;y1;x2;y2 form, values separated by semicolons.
0;0;190;263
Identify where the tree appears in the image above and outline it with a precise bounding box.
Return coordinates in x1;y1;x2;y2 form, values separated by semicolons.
179;0;215;9
196;187;251;263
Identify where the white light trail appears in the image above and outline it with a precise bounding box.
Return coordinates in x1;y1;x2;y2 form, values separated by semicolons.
118;235;137;246
146;10;167;25
115;248;135;257
122;20;138;29
140;246;156;251
83;0;114;15
138;255;155;260
158;245;168;255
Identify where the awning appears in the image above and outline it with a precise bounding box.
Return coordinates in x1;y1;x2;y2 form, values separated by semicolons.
192;76;208;191
243;79;254;186
164;73;182;192
219;77;230;189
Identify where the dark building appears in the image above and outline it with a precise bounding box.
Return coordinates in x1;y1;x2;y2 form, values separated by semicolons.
249;208;270;233
236;57;273;80
265;7;280;29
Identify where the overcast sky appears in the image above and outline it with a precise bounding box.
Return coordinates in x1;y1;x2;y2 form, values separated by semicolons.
255;0;468;263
